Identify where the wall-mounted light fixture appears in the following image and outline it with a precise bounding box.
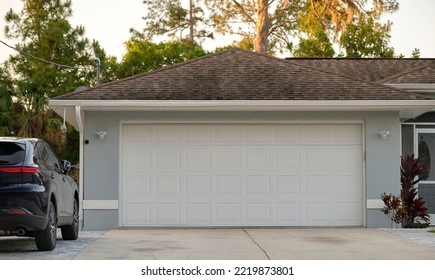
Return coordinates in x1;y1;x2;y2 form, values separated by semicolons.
96;130;107;140
60;107;67;135
377;130;390;139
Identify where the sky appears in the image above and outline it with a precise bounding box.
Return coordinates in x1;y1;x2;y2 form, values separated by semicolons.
0;0;435;63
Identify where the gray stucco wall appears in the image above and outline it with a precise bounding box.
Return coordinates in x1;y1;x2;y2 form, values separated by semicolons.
82;110;401;230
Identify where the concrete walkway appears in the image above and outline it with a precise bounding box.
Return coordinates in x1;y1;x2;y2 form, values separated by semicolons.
73;228;435;260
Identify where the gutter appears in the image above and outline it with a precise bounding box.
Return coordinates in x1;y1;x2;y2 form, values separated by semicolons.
49;99;435;111
74;105;84;230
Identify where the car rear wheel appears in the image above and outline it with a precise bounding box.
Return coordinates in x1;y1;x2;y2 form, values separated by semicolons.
35;201;57;251
61;198;79;240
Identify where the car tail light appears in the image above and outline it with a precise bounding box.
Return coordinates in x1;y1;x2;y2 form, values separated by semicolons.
0;208;32;215
0;167;40;173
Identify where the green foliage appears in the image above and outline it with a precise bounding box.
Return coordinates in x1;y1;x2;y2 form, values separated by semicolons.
132;0;212;42
411;48;421;59
293;28;335;57
0;67;13;136
116;38;207;79
2;0;109;160
299;0;399;46
341;17;395;58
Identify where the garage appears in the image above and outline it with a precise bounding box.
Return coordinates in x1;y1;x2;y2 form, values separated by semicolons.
120;123;363;227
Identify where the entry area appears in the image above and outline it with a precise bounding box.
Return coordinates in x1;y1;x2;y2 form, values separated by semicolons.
120;123;363;227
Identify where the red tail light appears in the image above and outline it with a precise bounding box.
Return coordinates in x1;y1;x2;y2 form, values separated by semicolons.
0;167;40;173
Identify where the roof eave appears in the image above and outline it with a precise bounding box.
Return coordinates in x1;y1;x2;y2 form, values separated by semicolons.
49;99;435;126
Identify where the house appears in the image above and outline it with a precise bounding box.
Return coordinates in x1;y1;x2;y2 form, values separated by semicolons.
49;48;435;230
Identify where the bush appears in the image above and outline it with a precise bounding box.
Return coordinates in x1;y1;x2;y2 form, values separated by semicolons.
381;153;430;228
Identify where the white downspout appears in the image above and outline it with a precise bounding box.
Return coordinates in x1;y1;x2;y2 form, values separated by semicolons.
75;105;84;230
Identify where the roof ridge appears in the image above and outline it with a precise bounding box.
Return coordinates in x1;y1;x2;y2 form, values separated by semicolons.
284;57;429;99
55;48;245;99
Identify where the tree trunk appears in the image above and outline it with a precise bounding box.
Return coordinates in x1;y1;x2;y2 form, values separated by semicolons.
254;0;269;53
189;0;194;42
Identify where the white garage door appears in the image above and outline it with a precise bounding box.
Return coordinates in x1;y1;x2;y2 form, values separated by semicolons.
121;123;363;227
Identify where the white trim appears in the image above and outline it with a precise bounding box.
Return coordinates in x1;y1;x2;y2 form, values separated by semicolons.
120;119;365;125
49;99;435;111
367;199;384;209
386;83;435;93
83;200;119;210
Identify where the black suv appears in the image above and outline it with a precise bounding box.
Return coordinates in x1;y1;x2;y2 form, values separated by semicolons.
0;138;79;251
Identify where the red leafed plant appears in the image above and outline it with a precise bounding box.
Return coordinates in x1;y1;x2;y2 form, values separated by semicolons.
381;153;430;228
380;192;402;228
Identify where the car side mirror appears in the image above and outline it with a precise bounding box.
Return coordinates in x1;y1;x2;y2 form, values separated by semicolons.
62;160;72;174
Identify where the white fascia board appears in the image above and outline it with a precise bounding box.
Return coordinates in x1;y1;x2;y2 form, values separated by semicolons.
49;99;435;112
385;83;435;93
49;99;435;123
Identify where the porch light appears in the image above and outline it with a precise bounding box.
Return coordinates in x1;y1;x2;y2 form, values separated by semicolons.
377;130;390;139
96;130;107;140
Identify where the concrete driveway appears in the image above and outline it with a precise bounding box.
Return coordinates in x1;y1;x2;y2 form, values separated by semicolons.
74;228;435;260
1;228;435;260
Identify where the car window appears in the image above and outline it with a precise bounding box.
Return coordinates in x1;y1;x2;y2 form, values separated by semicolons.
0;142;25;165
39;143;62;172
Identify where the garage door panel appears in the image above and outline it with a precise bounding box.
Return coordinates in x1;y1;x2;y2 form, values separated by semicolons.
333;202;363;223
155;176;181;195
275;176;301;194
274;148;301;168
185;203;211;224
186;147;211;168
246;147;271;168
275;203;301;223
124;147;151;171
121;123;363;227
124;203;151;225
124;176;151;198
155;203;181;224
216;148;241;168
245;176;271;195
156;125;181;143
333;125;362;144
156;148;181;169
215;176;242;195
215;203;241;224
244;125;271;142
305;148;331;169
274;124;301;143
186;125;211;142
332;148;362;170
185;176;211;196
305;176;331;195
333;175;362;194
123;124;152;144
303;125;332;143
305;202;331;222
245;203;271;224
215;125;241;142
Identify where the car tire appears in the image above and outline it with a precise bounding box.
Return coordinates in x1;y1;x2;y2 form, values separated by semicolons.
61;198;79;240
35;201;57;251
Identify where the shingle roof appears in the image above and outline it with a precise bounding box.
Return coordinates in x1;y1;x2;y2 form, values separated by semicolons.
56;48;429;101
382;67;435;83
289;57;435;83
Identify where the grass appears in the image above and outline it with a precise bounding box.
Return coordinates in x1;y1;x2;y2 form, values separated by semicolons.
428;230;435;234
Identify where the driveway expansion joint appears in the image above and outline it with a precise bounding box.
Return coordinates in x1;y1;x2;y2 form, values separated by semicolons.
243;229;270;260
